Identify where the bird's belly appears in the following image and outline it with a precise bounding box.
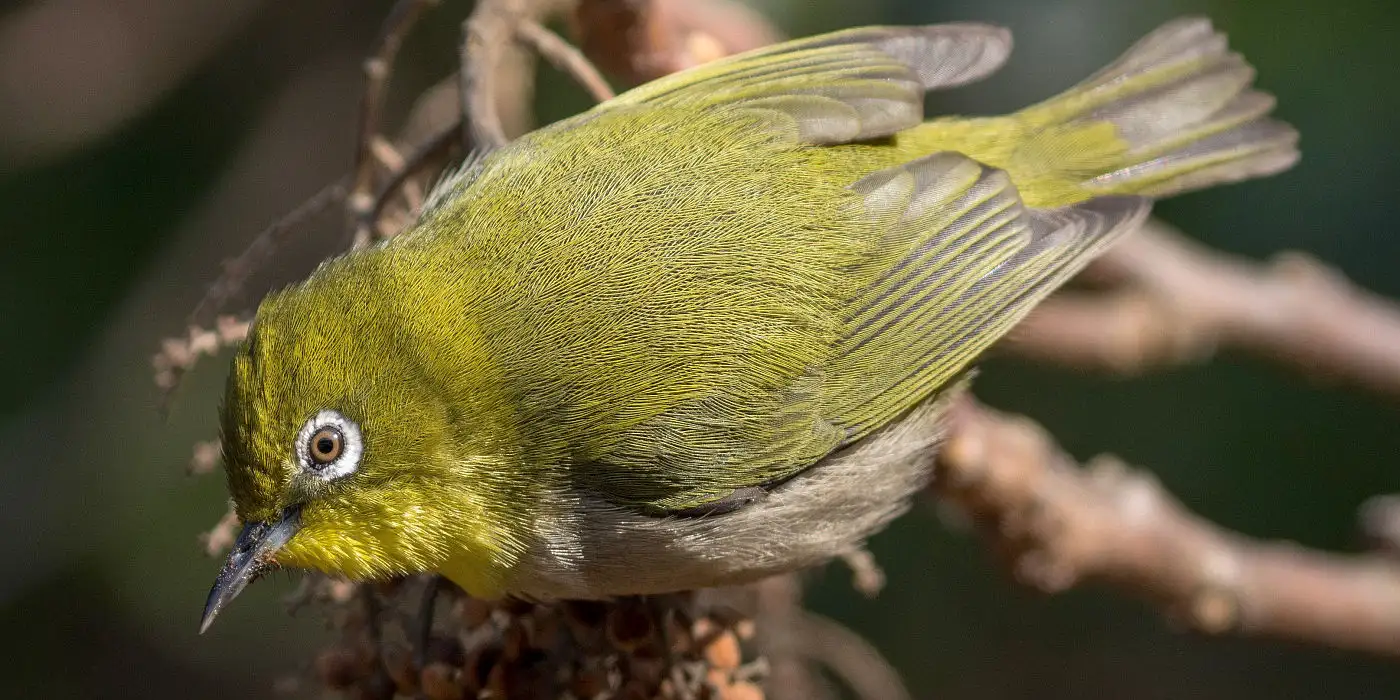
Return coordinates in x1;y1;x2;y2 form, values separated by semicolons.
504;388;959;599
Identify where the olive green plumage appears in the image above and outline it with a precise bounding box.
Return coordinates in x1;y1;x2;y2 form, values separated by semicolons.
206;17;1296;619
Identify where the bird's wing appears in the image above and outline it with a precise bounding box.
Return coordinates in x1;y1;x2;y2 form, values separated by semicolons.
570;145;1146;514
594;24;1013;144
419;25;1012;220
815;153;1149;443
443;27;1142;514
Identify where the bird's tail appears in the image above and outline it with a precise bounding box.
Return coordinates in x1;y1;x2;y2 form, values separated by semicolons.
1001;17;1299;206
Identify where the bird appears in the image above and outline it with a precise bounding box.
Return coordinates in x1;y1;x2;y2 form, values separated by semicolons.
200;16;1297;632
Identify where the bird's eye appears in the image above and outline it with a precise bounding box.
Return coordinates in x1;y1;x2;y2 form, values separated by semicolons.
295;410;363;481
309;427;343;464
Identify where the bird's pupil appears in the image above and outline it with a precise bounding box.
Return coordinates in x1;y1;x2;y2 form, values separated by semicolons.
317;437;334;454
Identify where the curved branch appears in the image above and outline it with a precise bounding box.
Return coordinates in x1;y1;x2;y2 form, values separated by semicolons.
460;0;517;151
793;612;912;700
935;396;1400;658
570;0;782;83
351;0;443;245
516;19;615;102
1005;219;1400;398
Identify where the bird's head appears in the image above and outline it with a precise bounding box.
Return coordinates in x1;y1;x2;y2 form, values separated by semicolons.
200;259;528;632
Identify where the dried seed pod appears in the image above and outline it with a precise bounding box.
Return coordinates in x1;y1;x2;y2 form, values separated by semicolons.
607;601;656;651
383;646;420;694
350;670;397;700
502;619;530;661
533;605;566;649
627;646;668;689
664;609;696;655
617;678;654;700
718;680;765;700
420;662;465;700
314;645;370;689
308;578;782;700
502;596;536;616
463;647;502;693
702;630;742;670
373;579;405;597
706;666;731;689
455;596;495;630
571;665;611;699
562;599;609;650
425;634;466;666
564;599;608;628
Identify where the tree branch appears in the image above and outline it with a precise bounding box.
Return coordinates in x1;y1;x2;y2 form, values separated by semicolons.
515;19;615;102
1005;219;1400;398
568;0;781;84
351;0;442;248
935;396;1400;658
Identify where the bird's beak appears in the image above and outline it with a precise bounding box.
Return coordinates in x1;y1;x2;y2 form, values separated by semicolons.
199;505;302;634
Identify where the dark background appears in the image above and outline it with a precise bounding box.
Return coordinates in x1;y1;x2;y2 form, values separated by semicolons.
3;0;1398;697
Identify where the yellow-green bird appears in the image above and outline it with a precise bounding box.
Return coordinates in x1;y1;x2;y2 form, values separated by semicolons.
201;17;1296;630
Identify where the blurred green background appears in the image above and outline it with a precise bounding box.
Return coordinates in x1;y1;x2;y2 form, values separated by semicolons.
2;0;1398;697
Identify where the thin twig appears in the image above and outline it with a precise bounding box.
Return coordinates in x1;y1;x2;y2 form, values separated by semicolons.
186;178;347;328
350;0;443;247
460;0;522;151
754;575;831;700
201;505;241;557
367;118;462;240
935;396;1400;658
153;315;251;411
839;549;886;598
516;18;615;102
570;0;781;84
792;612;912;700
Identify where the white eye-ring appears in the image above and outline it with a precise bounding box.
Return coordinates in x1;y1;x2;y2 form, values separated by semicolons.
295;409;363;481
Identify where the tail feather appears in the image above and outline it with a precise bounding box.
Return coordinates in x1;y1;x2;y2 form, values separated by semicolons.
1078;17;1227;90
1016;17;1298;199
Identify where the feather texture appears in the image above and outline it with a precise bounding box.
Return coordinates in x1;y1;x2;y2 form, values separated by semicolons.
607;24;1013;144
820;154;1148;442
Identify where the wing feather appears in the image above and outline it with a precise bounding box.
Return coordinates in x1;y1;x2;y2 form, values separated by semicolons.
598;24;1012;145
819;154;1150;440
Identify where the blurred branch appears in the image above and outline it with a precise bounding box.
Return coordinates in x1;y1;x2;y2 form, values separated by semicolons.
460;0;532;150
350;0;442;248
200;505;241;557
187;440;222;476
1005;219;1400;398
936;396;1400;658
516;18;615;102
1359;495;1400;558
151;315;249;404
186;179;348;328
754;575;834;700
568;0;782;84
790;612;912;700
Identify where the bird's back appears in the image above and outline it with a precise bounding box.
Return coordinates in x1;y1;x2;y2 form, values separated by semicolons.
381;18;1292;514
401;104;878;511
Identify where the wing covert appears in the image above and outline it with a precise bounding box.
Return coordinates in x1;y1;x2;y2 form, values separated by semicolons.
595;24;1013;145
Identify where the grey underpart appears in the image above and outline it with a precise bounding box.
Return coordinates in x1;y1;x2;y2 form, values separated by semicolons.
509;382;966;600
